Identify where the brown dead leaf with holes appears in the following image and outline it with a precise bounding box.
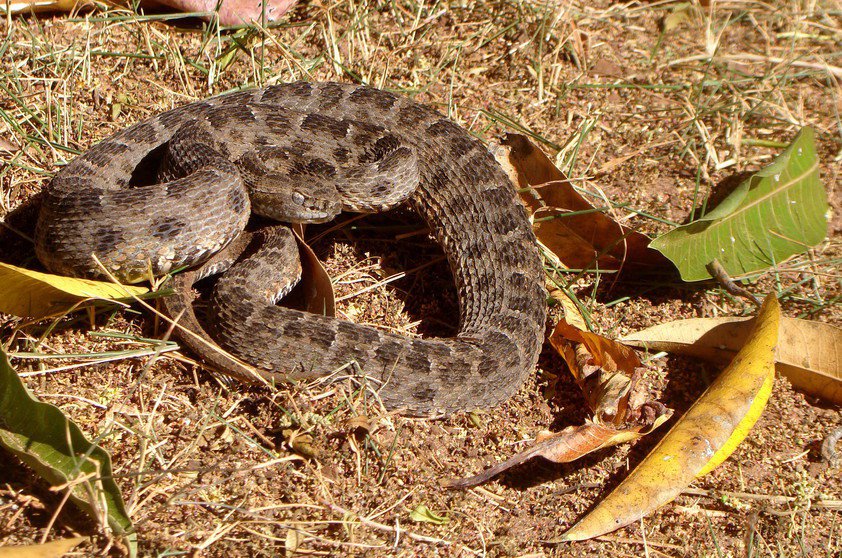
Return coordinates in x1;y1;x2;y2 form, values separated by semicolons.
447;292;671;489
494;133;669;275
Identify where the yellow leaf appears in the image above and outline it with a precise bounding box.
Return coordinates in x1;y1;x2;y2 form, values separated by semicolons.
621;316;841;404
661;3;693;32
561;294;780;541
0;536;88;557
0;262;148;319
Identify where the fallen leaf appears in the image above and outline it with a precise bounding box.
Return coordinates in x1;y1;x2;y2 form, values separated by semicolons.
447;292;673;489
497;133;669;274
291;225;335;317
661;3;693;32
408;504;449;525
622;316;841;404
549;317;644;422
590;58;624;78
344;415;372;434
284;529;301;555
282;428;318;458
548;287;588;330
650;127;828;281
0;262;148;319
0;0;87;15
446;412;670;489
0;536;88;557
0;347;136;556
560;294;780;541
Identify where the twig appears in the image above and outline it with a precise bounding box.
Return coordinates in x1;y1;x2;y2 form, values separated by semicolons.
706;260;762;308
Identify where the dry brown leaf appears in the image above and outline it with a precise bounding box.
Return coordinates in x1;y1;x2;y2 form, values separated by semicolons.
549;318;644;422
497;134;669;274
446;411;670;489
291;224;335;317
551;320;641;373
283;428;318;458
622;316;841;404
549;287;588;330
344;415;372;433
532;206;624;270
590;58;625;78
446;293;673;489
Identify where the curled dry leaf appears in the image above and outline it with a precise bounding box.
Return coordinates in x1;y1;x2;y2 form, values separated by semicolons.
446;410;670;489
495;133;669;274
447;292;672;489
291;224;336;317
0;262;149;319
344;415;372;434
621;315;841;404
560;294;780;541
549;286;588;330
282;428;319;459
549;317;647;423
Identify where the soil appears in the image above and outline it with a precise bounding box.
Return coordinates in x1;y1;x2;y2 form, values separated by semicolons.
0;1;839;556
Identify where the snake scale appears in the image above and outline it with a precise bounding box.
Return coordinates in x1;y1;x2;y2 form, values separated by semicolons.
35;82;547;416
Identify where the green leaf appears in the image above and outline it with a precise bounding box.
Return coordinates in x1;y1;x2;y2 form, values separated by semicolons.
650;127;828;281
408;504;450;525
0;347;136;556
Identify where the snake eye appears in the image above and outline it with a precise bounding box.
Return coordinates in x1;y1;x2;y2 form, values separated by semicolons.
292;192;305;206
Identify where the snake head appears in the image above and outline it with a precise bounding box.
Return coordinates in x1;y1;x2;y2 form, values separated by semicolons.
251;184;342;224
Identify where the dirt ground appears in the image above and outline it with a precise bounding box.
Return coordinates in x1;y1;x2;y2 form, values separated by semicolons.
0;1;840;556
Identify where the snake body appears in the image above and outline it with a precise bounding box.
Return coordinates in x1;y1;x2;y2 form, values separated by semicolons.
36;82;547;416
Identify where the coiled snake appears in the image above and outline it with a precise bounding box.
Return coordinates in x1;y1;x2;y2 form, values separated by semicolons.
35;82;547;416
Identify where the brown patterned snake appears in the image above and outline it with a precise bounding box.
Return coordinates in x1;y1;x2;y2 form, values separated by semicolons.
35;82;547;416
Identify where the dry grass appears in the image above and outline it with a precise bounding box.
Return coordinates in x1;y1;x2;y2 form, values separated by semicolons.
0;0;840;556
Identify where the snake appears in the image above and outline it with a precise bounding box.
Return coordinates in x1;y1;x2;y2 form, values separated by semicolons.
35;81;547;416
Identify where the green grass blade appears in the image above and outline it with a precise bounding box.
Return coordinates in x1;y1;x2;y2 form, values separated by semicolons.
650;127;828;281
0;347;136;556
